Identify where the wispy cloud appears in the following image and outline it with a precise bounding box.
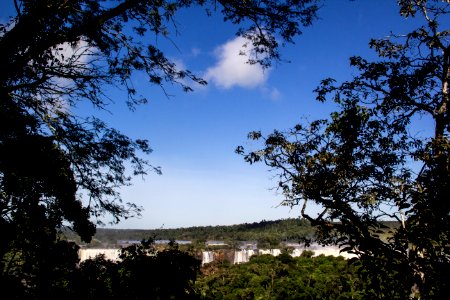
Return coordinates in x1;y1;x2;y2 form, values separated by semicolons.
262;86;282;101
204;36;269;89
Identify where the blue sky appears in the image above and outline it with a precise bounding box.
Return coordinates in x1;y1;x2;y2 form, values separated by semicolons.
1;1;434;229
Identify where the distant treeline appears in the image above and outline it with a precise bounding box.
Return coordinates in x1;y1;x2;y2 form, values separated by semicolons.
63;218;399;248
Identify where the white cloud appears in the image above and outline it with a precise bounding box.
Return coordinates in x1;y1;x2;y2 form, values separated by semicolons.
204;36;269;89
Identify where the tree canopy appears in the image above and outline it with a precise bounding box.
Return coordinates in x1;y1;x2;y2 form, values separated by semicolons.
196;253;367;299
238;0;449;298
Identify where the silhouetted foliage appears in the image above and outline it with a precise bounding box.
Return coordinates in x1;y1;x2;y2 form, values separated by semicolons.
117;240;200;299
238;1;449;298
1;238;200;300
1;0;320;297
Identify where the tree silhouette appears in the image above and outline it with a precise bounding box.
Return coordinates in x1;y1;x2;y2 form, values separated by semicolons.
238;1;449;298
1;0;319;297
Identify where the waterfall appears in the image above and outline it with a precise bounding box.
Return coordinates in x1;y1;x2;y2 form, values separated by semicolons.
202;251;214;265
233;249;255;264
291;248;302;257
79;246;355;265
78;249;121;262
258;249;281;256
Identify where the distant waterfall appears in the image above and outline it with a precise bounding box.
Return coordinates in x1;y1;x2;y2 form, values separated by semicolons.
202;251;214;265
233;249;255;264
258;249;281;256
79;245;356;265
78;249;120;262
291;248;302;257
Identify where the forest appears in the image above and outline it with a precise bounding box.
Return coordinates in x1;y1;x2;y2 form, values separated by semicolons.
65;218;400;250
1;237;373;299
196;252;368;299
77;241;374;300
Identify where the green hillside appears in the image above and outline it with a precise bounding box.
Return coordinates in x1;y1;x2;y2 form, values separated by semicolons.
63;218;399;248
63;218;316;247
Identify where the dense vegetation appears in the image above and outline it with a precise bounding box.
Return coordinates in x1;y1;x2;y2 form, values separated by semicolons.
196;253;367;299
0;240;200;300
2;237;370;300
